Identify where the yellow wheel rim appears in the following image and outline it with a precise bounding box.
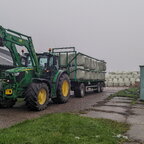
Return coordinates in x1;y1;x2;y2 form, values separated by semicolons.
62;80;69;97
38;88;47;105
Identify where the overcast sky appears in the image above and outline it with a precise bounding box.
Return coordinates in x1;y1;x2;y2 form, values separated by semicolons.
0;0;144;71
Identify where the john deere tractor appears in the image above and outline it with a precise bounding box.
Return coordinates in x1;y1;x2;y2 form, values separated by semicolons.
0;26;71;110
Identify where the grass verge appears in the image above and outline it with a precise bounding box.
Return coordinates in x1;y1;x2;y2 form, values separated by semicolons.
108;87;139;102
0;113;129;144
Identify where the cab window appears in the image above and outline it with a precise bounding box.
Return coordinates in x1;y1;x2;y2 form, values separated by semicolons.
39;57;48;68
27;56;32;66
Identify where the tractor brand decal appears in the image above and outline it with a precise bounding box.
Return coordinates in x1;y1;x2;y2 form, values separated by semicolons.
22;69;33;71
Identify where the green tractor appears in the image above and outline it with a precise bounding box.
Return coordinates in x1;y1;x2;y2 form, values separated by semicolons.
0;26;71;111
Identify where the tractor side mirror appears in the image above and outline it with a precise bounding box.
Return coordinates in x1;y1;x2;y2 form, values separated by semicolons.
0;37;4;47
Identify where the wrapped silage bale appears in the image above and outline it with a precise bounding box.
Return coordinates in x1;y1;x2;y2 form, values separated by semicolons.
95;60;99;71
85;70;91;80
127;74;132;79
124;78;131;87
93;60;97;69
101;73;105;80
137;73;140;78
122;74;128;79
133;71;138;75
97;62;101;71
96;61;100;71
97;72;100;79
70;66;85;79
133;74;138;79
85;57;91;69
90;71;95;80
113;78;119;87
105;74;109;79
98;73;105;80
107;80;113;87
102;62;106;71
135;78;140;83
108;74;112;79
135;74;140;79
115;74;121;79
89;71;92;79
90;59;96;70
68;53;85;66
110;74;116;79
94;72;98;79
59;53;67;67
130;78;135;86
105;77;109;82
118;78;125;87
98;62;104;71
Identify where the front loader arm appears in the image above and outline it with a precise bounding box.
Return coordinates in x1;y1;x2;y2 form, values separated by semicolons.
0;26;39;73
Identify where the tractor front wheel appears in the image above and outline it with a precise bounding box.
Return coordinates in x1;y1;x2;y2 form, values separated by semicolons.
0;98;17;108
52;74;71;104
25;83;49;111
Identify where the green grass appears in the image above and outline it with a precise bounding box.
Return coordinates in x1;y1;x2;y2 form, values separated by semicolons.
0;113;129;144
109;87;139;100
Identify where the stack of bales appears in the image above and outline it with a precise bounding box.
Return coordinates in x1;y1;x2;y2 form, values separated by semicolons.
59;52;106;80
106;71;140;87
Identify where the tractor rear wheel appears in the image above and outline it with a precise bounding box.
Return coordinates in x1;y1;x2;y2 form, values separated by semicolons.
52;74;71;104
25;83;49;111
0;98;17;108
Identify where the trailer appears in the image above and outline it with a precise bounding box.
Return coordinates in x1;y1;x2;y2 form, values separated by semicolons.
52;47;106;97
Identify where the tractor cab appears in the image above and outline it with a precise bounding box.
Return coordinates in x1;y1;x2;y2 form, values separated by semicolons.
25;52;59;78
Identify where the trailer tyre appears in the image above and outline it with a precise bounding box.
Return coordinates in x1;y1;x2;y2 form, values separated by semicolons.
100;83;104;92
94;83;101;93
74;83;85;98
52;74;71;104
25;83;49;111
0;98;17;108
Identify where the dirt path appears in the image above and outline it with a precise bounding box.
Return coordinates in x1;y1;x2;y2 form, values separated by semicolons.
0;87;124;129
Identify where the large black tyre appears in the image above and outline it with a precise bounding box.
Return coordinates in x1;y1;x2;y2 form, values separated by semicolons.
94;83;101;93
52;74;71;104
25;83;49;111
0;98;17;108
74;83;85;98
100;83;104;92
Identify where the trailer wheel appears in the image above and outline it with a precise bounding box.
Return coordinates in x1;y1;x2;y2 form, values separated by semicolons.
52;74;71;104
74;83;85;98
100;83;104;92
25;83;49;111
94;83;101;93
0;98;17;108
